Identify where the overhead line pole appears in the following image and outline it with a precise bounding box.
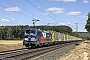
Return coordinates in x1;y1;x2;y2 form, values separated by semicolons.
75;23;78;32
32;19;40;28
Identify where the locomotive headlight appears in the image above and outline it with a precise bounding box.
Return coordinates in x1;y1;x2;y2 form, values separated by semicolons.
31;38;36;41
25;38;28;41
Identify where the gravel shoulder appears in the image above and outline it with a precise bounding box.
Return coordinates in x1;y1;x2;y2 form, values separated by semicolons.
31;43;77;60
57;40;90;60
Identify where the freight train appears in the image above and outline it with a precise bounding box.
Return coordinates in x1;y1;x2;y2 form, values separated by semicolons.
23;28;82;48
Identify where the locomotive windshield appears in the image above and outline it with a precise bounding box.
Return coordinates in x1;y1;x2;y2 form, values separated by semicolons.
30;30;35;35
26;30;35;35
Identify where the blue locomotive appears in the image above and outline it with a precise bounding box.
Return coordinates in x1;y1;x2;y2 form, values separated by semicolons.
23;28;52;48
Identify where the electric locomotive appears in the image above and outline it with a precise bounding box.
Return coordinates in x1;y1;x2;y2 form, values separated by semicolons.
23;28;52;48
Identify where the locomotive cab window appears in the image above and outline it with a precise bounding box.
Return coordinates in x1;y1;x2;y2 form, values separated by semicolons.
30;30;35;35
25;30;35;35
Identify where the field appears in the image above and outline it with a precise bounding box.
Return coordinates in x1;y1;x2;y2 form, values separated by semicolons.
0;40;25;52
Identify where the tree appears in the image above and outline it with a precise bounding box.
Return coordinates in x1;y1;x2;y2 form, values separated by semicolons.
36;25;73;34
85;12;90;32
0;25;73;40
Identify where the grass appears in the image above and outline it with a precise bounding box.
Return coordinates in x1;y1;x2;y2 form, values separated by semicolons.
0;44;5;46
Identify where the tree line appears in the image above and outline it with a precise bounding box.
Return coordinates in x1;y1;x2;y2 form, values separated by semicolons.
0;25;78;40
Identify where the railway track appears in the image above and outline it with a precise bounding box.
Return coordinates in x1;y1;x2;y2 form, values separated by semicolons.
0;41;82;60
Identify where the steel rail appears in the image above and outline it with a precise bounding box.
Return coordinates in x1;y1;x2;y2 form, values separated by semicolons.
0;41;83;60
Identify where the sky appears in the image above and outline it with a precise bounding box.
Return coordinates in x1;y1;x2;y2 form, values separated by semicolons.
0;0;89;32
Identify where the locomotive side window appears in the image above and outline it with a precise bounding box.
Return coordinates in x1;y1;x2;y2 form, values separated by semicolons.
46;33;51;39
38;32;43;37
26;30;30;34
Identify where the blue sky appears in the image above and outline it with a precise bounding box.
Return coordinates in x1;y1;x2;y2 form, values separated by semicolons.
0;0;89;32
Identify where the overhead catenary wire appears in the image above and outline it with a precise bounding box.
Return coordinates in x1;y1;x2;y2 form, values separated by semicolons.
0;5;46;25
4;0;60;25
37;0;48;10
24;0;58;22
2;0;78;30
36;0;66;26
36;0;77;30
0;4;32;19
37;0;59;23
5;0;36;19
4;0;47;25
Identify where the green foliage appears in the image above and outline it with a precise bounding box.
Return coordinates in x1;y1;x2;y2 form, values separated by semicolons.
36;25;73;34
0;25;29;40
85;12;90;32
0;25;77;40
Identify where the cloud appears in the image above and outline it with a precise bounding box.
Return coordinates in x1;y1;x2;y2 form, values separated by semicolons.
0;6;1;8
5;7;21;12
0;19;20;25
12;18;15;20
66;11;81;15
46;7;65;14
37;6;40;8
50;0;61;1
83;0;89;3
50;0;76;2
58;22;70;25
62;0;76;2
54;10;64;14
1;19;9;23
77;15;88;18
